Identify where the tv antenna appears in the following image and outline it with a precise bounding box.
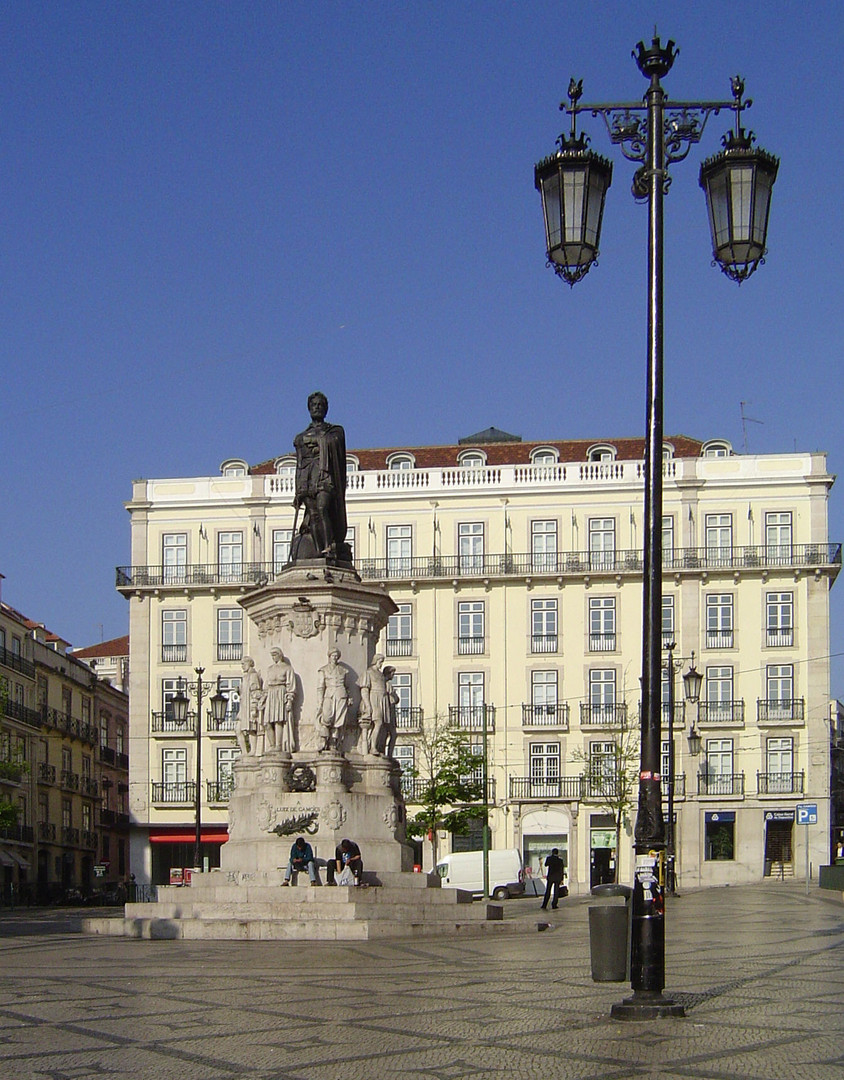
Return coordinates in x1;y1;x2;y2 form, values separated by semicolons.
740;401;763;453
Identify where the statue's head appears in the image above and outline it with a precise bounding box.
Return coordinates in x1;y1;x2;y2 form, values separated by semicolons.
242;656;254;671
270;647;283;661
307;391;328;420
373;654;384;668
328;648;341;662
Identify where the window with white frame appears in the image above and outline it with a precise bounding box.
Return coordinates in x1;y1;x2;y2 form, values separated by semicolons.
458;601;485;655
589;740;617;796
218;531;243;581
457;671;485;728
395;744;416;797
765;664;795;721
391;673;413;727
529;742;561;790
662;516;675;564
765;511;793;563
531;520;558;571
766;592;793;647
702;441;730;458
588;669;616;722
388;454;414;470
386;525;412;576
115;725;124;756
161;748;188;797
706;594;734;649
275;458;295;477
531;598;558;653
587;445;616;462
703;738;734;795
661;595;675;645
531;671;558;720
346;455;358;473
661;738;673;787
217;608;243;662
345;527;355;561
161;610;187;663
272;528;292;572
217;677;242;727
386;604;412;657
161;679;189;728
458;451;485;468
531;448;558;465
765;736;794;792
589;597;616;651
216;746;240;792
588;518;615;569
458;522;484;573
162;533;187;582
704;666;735;723
705;514;733;565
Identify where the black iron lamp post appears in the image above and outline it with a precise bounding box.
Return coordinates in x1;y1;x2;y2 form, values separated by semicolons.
171;668;228;872
535;36;777;1020
664;647;702;896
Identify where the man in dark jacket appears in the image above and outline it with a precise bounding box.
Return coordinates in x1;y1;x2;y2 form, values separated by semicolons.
325;838;365;886
541;848;565;909
281;837;319;886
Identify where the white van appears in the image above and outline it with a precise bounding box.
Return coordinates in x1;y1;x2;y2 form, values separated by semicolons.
435;849;524;900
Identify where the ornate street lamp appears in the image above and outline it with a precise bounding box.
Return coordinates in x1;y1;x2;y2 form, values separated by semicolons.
536;36;776;1021
172;668;228;872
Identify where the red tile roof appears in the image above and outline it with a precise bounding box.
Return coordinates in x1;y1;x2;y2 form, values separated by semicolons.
73;635;130;660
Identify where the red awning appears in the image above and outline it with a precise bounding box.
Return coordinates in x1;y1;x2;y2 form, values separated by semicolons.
149;830;229;844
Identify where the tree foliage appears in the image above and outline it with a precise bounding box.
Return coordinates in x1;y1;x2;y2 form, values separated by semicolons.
405;716;487;867
0;798;20;829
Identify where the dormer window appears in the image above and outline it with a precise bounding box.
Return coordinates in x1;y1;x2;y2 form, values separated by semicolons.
346;455;359;473
531;447;559;465
220;458;247;476
662;443;674;459
701;440;732;459
587;444;616;462
458;450;487;468
275;457;296;476
387;453;415;471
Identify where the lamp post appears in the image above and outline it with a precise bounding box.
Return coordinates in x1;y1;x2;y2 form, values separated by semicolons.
171;668;228;872
663;646;703;895
535;36;777;1020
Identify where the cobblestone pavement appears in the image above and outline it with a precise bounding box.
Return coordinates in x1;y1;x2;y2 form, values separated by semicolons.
0;884;841;1080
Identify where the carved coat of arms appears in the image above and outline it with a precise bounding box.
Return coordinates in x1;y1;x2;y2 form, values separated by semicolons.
287;599;322;639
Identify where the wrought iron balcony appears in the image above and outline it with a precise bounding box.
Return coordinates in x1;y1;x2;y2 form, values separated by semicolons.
217;642;243;662
61;826;80;845
37;762;56;784
697;772;745;796
698;700;745;725
0;645;36;679
588;632;616;652
0;824;34;843
117;752;129;770
207;779;234;802
661;773;686;797
385;637;413;658
448;705;495;732
151;781;196;804
60;769;80;791
530;633;558;654
757;699;805;724
162;644;187;663
395;706;423;732
151;711;196;734
457;636;485;656
100;746;116;765
522;703;570;729
580;703;627;727
400;774;495;802
100;808;118;826
660;701;686;727
757;771;804;795
38;821;56;842
705;630;734;649
116;541;843;592
3;698;42;729
207;712;238;733
766;628;793;647
81;829;98;849
509;776;584;800
80;776;99;797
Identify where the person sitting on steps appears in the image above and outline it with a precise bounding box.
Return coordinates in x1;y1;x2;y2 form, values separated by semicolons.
281;836;320;886
325;838;365;887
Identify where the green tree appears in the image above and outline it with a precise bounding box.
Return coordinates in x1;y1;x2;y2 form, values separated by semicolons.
405;716;487;869
0;798;20;830
572;719;640;883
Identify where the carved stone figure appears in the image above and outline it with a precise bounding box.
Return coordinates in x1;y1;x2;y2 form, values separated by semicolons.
290;392;352;564
264;647;297;753
382;664;399;759
359;655;393;757
236;657;264;756
315;648;353;752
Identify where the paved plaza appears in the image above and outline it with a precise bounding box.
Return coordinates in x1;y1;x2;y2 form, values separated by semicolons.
0;883;841;1080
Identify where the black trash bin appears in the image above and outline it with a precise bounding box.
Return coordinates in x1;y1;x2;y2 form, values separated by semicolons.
588;883;632;982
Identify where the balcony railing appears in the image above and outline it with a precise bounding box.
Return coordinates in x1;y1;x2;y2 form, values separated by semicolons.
0;824;34;843
60;769;80;791
0;645;35;679
385;637;413;658
661;773;686;797
698;773;745;796
116;752;129;770
580;703;627;727
757;771;804;795
395;706;423;732
457;636;485;656
100;746;116;765
766;629;793;648
698;700;745;725
80;776;99;797
400;775;495;802
162;644;187;663
530;634;558;654
207;712;238;733
705;630;734;649
81;829;98;849
100;808;118;826
522;704;570;729
3;698;42;729
151;781;196;804
509;776;584;800
61;826;81;845
37;762;56;784
116;541;843;591
207;779;234;802
448;705;495;732
38;821;56;842
217;642;243;662
588;632;616;652
43;707;95;743
151;711;196;734
661;701;686;727
757;699;805;724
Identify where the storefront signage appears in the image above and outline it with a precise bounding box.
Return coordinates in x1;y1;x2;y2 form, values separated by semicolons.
704;811;735;823
764;810;794;822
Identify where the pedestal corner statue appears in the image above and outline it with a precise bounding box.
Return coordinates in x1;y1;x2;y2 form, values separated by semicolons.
290;391;354;568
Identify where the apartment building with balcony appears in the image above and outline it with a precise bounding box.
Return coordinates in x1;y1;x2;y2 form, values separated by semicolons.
118;430;839;893
0;585;129;901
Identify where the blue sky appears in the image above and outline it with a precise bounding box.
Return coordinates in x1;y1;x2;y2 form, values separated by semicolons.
2;2;842;688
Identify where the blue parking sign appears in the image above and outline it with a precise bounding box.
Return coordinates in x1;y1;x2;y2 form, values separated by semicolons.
796;803;818;825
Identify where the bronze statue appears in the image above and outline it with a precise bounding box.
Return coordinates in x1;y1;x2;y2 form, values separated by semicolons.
290;392;352;565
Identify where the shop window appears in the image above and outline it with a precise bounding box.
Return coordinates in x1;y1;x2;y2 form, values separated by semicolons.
705;815;735;860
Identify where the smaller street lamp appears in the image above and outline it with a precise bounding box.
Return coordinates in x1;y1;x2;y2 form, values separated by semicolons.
664;648;701;894
683;658;703;759
171;668;228;872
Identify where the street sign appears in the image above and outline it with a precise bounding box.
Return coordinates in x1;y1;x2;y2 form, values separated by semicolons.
796;804;818;825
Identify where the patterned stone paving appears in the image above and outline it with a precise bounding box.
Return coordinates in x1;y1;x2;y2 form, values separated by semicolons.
0;884;841;1079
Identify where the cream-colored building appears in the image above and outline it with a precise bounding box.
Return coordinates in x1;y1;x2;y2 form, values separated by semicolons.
119;430;840;893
